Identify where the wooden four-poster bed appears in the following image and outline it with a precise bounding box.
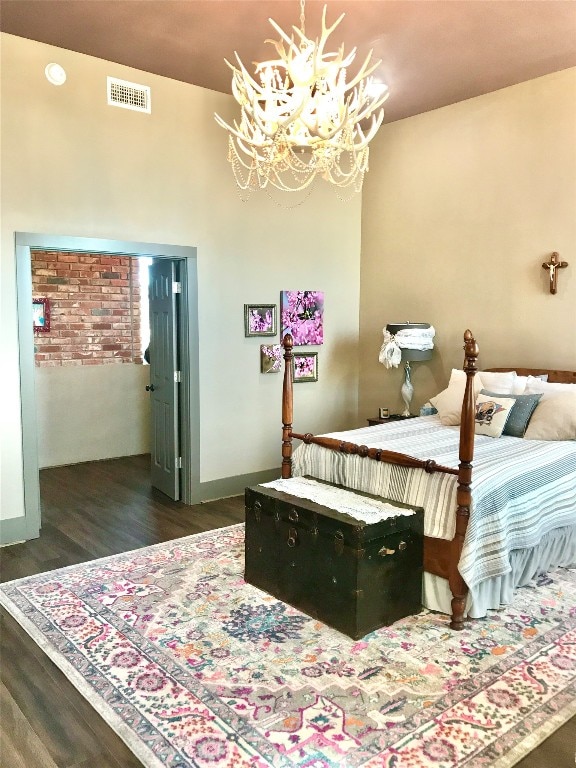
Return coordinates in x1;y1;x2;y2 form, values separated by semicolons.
279;330;576;630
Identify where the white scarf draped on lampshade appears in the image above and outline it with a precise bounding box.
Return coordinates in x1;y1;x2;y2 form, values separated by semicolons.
379;325;435;369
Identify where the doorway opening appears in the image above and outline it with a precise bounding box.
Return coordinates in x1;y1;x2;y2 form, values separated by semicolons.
16;233;200;542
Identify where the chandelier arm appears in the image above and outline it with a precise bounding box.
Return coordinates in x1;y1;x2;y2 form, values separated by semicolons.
346;83;384;115
255;55;290;74
214;112;243;136
329;148;369;179
234;111;262;139
319;6;347;49
251;97;309;137
231;76;252;106
232;147;262;171
318;125;349;141
370;86;390;107
342;54;383;92
291;25;311;48
235;136;270;164
297;6;346;71
229;64;257;106
232;52;267;94
291;8;347;54
214;112;228;129
353;98;387;126
218;117;270;154
353;122;367;150
344;83;388;123
303;109;350;141
250;106;282;139
335;46;357;69
354;114;384;150
260;39;291;69
268;17;301;56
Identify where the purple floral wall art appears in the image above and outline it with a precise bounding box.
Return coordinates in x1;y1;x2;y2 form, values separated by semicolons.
260;344;282;374
244;304;277;337
293;352;318;382
280;291;324;345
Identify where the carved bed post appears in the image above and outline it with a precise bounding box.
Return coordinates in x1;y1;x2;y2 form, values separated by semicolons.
281;334;294;479
449;329;480;630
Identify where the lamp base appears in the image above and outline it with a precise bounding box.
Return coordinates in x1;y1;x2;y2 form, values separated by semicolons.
400;361;414;416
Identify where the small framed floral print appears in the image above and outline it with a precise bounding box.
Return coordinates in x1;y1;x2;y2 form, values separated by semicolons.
260;344;282;373
244;304;277;337
293;352;318;383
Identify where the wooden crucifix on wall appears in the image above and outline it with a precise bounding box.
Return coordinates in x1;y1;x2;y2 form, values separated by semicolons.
542;252;568;295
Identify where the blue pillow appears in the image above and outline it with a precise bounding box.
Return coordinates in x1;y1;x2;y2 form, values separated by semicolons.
480;389;542;437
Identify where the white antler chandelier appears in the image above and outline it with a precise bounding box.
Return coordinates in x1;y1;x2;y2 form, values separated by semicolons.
214;1;388;197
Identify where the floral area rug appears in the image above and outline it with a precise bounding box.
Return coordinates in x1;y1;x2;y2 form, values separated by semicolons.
1;524;575;768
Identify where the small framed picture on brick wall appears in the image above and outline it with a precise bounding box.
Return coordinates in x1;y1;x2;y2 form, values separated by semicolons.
33;297;50;334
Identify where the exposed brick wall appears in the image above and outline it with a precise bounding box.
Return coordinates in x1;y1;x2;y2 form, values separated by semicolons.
32;251;143;367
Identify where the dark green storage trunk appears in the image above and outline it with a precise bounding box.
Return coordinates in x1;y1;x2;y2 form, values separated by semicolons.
244;480;424;640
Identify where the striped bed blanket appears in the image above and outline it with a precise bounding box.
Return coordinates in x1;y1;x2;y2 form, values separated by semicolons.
291;415;576;591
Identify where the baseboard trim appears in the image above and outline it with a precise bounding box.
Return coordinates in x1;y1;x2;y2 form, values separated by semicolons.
197;468;280;503
0;516;39;546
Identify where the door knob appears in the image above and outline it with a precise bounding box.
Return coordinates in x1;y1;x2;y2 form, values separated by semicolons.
146;384;155;392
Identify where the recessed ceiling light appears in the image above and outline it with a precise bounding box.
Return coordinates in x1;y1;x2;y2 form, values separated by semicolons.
45;63;67;86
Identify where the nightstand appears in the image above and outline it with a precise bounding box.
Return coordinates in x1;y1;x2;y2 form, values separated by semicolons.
367;415;417;426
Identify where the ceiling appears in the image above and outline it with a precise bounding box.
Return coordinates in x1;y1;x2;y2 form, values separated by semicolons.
2;0;576;123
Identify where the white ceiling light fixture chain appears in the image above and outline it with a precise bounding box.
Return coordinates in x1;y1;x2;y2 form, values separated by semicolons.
214;1;388;200
299;0;306;39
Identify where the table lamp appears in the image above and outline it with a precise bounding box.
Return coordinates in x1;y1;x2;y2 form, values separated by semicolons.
379;322;435;416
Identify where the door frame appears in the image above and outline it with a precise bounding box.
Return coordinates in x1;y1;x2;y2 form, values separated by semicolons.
16;232;200;539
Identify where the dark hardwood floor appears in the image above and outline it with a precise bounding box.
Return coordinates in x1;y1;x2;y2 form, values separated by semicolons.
1;455;574;767
0;455;245;768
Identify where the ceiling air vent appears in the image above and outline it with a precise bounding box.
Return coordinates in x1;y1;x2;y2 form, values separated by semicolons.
107;76;151;114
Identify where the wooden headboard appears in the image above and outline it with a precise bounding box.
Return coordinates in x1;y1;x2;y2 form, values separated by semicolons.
485;367;576;384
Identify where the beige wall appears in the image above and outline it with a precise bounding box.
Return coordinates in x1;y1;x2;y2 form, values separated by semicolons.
0;33;361;525
360;68;576;418
36;366;151;467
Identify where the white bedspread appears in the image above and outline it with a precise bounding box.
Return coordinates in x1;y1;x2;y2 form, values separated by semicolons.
291;415;576;591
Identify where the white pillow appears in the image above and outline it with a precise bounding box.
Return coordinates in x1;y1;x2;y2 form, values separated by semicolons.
524;391;576;441
498;373;548;395
525;378;576;402
512;375;528;395
447;368;467;386
474;393;517;438
450;368;517;393
431;369;516;426
479;370;517;393
430;374;483;426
